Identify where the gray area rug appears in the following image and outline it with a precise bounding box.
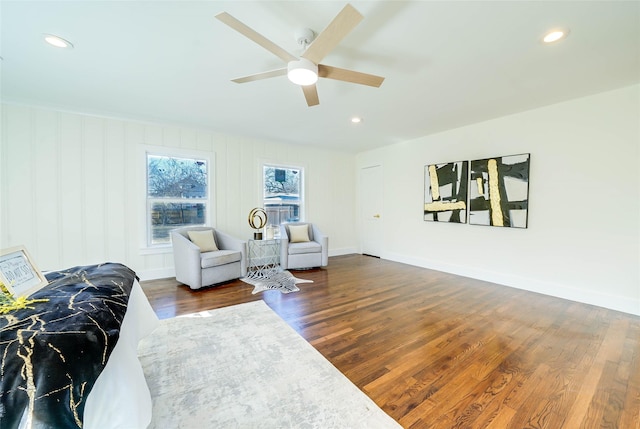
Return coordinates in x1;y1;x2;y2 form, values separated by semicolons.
240;270;313;294
138;300;400;428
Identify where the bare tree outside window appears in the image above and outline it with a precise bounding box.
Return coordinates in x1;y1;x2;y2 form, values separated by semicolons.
147;154;209;245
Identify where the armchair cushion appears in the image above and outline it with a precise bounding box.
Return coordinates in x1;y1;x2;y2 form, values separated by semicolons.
187;230;219;252
201;250;242;269
288;241;322;255
288;224;310;243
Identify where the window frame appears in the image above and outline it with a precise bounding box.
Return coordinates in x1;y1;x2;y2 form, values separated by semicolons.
262;162;305;226
141;146;214;251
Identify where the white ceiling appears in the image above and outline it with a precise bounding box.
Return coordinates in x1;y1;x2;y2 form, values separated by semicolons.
2;1;639;153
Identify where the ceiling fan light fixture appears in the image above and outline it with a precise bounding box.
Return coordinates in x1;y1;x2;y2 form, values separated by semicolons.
287;58;318;86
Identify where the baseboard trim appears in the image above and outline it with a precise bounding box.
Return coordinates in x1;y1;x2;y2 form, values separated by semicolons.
329;247;358;257
137;247;357;282
383;252;640;316
139;251;640;316
138;267;174;282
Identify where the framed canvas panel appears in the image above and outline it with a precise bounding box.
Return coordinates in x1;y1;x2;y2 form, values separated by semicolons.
469;153;530;228
424;160;469;223
0;246;48;297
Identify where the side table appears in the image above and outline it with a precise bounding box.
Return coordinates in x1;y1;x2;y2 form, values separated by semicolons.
247;239;281;279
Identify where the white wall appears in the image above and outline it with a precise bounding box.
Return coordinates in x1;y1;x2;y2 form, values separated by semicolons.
0;105;357;280
357;84;640;315
2;85;638;316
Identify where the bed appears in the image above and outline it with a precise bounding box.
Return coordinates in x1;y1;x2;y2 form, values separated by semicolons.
0;263;159;429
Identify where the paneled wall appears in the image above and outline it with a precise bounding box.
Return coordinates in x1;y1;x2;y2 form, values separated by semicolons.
357;84;640;315
1;105;357;279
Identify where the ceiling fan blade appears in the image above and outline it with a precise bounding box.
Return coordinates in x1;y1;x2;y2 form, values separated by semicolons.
215;12;297;63
301;4;363;65
302;85;320;107
232;68;287;83
318;64;384;87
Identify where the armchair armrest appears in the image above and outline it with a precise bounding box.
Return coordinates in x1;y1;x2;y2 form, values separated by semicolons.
279;225;290;269
171;232;203;288
311;224;329;267
214;230;248;276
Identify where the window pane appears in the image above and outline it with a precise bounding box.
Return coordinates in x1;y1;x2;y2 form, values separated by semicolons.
263;166;302;225
150;202;206;244
265;204;300;225
146;153;209;246
264;166;300;197
148;155;207;198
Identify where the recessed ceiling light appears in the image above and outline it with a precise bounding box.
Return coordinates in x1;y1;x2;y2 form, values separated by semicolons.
542;28;569;44
351;117;362;124
44;34;74;49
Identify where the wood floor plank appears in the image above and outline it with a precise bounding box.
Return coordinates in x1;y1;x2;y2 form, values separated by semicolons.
619;323;640;429
140;254;640;428
563;318;630;428
483;404;517;429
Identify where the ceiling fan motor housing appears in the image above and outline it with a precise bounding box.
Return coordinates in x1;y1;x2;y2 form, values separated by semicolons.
295;28;316;48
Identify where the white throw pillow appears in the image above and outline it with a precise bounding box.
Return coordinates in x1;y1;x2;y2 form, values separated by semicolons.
289;224;310;243
187;230;219;252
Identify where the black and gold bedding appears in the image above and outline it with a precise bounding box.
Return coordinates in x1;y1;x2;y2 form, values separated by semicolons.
0;263;137;429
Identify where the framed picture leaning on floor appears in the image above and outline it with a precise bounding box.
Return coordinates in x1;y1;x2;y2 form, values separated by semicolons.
0;245;48;297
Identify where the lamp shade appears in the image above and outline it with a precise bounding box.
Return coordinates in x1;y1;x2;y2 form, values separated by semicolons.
287;58;318;86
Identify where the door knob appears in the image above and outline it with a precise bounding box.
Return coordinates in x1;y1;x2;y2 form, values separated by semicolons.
373;214;380;218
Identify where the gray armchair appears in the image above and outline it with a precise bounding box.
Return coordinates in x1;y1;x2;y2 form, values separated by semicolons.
279;222;328;270
171;226;247;290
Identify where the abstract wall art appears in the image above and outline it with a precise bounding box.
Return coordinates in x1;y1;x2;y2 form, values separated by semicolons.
469;153;530;228
424;160;469;223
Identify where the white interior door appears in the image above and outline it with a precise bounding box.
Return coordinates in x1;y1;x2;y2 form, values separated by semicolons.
360;165;383;257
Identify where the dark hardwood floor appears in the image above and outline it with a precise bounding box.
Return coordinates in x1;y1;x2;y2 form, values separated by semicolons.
140;254;640;428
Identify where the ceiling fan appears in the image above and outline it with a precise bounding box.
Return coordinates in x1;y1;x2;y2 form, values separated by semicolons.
215;3;385;107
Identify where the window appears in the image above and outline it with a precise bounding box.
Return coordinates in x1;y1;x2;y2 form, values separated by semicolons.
263;165;303;225
147;153;209;246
